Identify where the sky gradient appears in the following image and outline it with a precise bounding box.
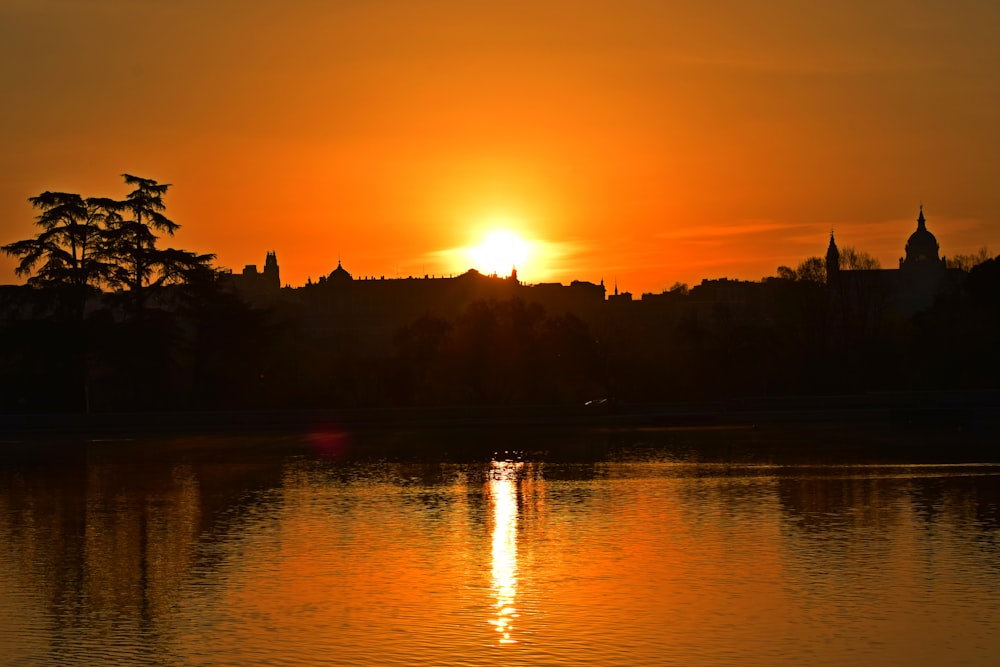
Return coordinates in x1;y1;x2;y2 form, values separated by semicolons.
2;0;998;293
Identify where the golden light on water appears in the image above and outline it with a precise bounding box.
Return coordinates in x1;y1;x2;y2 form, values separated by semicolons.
488;460;522;645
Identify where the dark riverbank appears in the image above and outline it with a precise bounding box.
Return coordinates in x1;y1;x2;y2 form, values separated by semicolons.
3;389;998;441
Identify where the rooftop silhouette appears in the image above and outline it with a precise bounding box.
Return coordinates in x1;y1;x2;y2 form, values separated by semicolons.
2;194;998;414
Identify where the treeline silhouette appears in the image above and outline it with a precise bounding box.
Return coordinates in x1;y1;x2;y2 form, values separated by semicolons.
0;285;601;411
2;176;999;413
2;255;998;414
606;266;1000;402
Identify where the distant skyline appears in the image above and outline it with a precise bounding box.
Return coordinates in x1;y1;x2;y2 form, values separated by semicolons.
2;1;998;294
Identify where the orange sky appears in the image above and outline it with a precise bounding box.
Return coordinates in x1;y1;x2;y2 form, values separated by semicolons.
2;1;998;295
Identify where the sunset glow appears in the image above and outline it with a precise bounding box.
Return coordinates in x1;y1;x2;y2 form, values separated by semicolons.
1;1;998;294
467;230;532;278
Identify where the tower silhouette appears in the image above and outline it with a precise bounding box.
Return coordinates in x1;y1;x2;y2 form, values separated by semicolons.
263;251;280;291
825;231;840;283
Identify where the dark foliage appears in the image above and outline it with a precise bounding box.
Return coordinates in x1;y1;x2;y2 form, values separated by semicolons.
1;273;998;414
3;206;999;412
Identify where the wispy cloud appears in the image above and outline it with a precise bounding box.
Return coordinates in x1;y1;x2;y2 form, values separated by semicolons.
656;220;812;241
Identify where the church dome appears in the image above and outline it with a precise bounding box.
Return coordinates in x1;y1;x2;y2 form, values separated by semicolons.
903;206;940;265
329;260;353;283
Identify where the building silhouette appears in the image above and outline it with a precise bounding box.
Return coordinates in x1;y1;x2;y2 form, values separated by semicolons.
222;206;977;350
223;206;976;320
2;203;997;412
226;256;606;354
826;206;963;315
227;250;281;298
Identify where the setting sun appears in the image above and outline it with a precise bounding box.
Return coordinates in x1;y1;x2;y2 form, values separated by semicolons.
2;1;999;296
467;230;532;277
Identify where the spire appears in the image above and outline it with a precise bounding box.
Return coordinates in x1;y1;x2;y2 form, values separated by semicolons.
903;203;941;268
826;229;840;280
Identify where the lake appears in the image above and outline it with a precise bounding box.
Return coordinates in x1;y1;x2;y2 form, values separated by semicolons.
1;422;998;666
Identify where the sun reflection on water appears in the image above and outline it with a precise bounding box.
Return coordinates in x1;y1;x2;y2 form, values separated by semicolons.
488;459;522;645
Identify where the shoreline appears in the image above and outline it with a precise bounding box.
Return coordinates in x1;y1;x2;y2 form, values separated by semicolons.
2;389;998;440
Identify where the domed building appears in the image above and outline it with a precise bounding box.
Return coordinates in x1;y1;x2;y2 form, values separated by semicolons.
827;206;962;316
328;259;353;284
901;206;944;270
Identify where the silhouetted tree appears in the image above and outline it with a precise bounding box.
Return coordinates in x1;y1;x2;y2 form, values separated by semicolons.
390;314;453;404
444;299;544;404
1;192;123;320
538;312;603;403
4;176;214;317
385;298;608;406
946;247;993;272
769;278;835;392
0;193;127;410
104;174;214;315
775;265;797;281
839;246;881;270
796;257;826;283
1;175;218;411
966;256;1000;313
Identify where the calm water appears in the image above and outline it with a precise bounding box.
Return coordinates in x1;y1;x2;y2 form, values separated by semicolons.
1;426;999;666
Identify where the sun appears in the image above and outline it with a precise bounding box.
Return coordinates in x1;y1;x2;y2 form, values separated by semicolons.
467;230;531;277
